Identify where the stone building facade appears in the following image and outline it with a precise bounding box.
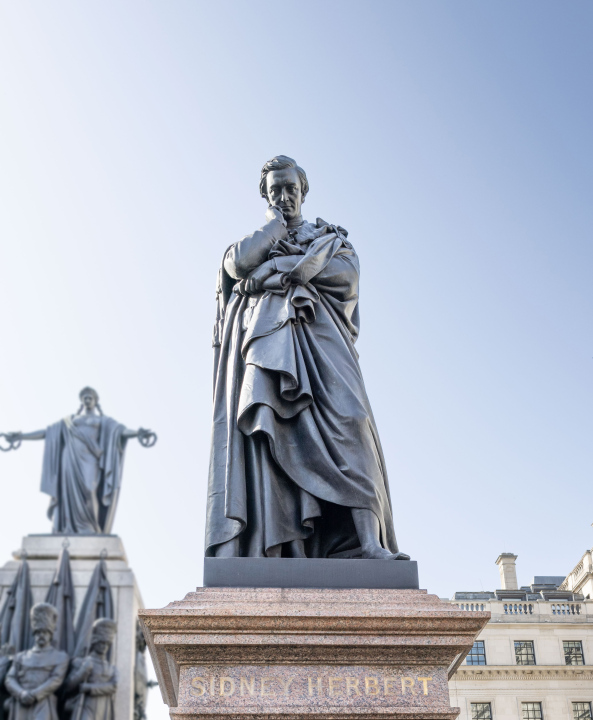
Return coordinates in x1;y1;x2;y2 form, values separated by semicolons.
448;550;593;720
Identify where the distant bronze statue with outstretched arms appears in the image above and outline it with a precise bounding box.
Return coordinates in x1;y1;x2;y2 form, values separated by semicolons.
1;387;156;534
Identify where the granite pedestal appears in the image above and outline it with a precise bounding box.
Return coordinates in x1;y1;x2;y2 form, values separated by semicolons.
140;580;489;720
0;534;143;720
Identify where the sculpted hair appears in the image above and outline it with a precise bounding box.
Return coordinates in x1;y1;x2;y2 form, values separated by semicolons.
259;155;309;199
79;386;99;402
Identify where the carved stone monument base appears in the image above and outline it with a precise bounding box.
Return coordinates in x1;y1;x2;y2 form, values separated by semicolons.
140;586;489;720
0;534;142;720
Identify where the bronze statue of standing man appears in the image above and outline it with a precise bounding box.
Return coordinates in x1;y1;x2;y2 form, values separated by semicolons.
206;156;409;561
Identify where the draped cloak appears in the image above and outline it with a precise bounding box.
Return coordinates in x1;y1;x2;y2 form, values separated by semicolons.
206;217;400;558
40;417;126;534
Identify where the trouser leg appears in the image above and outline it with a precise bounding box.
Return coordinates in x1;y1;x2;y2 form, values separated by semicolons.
351;508;382;554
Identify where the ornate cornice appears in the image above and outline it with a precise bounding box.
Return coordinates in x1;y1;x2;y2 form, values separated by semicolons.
453;665;593;681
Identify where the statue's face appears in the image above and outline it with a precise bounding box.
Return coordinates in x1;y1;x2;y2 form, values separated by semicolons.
81;392;97;412
265;168;304;221
33;629;52;648
92;639;110;656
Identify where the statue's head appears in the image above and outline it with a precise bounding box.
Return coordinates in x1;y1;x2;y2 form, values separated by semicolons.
79;387;99;413
30;602;58;649
260;155;309;222
90;618;117;656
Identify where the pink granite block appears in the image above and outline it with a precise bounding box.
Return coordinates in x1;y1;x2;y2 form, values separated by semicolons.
140;587;488;720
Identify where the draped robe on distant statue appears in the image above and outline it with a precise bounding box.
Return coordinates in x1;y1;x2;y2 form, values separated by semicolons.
41;416;127;534
206;216;400;558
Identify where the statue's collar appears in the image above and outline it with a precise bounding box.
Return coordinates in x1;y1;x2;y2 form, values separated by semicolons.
289;220;321;245
286;214;304;230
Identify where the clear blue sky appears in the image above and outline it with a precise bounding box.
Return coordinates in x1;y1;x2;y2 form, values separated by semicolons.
0;2;591;714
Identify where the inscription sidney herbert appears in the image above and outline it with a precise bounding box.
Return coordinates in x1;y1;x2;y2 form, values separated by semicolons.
184;669;438;705
190;675;432;697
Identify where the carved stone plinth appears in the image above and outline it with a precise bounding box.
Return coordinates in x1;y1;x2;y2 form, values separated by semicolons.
140;587;489;720
0;534;142;720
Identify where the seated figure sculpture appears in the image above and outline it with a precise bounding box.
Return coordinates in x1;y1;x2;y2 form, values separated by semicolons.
206;156;409;560
5;603;69;720
64;618;118;720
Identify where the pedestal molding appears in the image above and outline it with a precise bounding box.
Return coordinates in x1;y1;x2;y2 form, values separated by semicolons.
141;587;489;719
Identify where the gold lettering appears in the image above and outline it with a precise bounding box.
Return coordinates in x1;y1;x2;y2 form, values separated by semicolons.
210;677;215;696
417;677;432;696
278;677;294;695
346;678;361;696
401;677;415;695
190;677;206;697
219;678;235;696
365;677;379;695
308;677;322;696
240;677;255;696
384;677;397;695
261;677;273;697
329;677;343;697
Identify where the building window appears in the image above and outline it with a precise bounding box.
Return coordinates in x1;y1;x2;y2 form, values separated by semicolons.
515;640;536;665
573;703;592;720
564;641;585;665
467;641;487;665
522;702;543;719
471;703;493;719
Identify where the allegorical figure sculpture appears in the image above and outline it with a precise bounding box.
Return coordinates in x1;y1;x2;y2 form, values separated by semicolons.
64;618;118;720
1;388;156;534
5;603;69;720
206;156;409;560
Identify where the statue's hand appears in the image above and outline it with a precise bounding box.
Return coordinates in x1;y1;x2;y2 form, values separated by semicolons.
245;260;275;295
265;205;286;225
138;429;157;448
0;432;22;452
20;691;35;706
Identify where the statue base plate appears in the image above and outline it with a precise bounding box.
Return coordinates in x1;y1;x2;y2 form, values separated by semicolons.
204;558;419;589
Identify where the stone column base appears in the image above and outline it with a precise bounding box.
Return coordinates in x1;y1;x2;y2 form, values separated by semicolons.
140;587;489;720
0;534;142;720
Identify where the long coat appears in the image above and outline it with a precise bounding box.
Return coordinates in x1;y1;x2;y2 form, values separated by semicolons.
206;217;400;558
5;647;69;720
40;416;126;534
65;656;117;720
